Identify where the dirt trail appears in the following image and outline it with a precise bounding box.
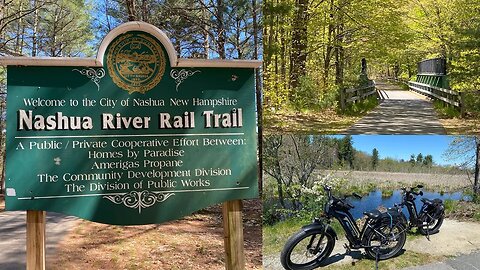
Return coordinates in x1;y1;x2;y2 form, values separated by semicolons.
263;219;480;269
405;219;480;256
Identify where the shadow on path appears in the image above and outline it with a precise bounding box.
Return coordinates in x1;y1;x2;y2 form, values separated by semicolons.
346;81;445;134
403;251;480;270
0;211;78;270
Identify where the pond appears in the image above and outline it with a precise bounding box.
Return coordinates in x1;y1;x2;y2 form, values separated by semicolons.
348;190;471;220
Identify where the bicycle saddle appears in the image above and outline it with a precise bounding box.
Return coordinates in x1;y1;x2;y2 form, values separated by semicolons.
421;198;442;205
363;209;381;219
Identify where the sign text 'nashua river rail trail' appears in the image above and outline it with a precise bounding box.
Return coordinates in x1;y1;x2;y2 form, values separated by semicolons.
3;22;261;225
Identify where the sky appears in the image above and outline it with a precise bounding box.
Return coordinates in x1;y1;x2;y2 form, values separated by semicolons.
339;135;470;166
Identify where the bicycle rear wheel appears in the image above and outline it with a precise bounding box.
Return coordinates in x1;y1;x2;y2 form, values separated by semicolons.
364;222;406;260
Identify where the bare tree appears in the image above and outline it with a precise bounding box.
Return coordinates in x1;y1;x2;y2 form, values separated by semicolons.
263;135;337;210
125;0;137;21
444;136;480;196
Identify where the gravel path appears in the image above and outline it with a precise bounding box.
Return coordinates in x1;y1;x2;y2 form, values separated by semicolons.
0;211;78;270
346;81;446;134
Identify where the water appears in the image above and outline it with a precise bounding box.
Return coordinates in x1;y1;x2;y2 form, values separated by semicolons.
348;190;470;220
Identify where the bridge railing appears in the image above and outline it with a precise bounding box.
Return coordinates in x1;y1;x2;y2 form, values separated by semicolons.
340;82;377;110
406;81;465;116
385;77;465;117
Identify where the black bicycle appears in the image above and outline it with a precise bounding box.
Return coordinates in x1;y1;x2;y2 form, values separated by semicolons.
396;185;445;235
280;185;407;270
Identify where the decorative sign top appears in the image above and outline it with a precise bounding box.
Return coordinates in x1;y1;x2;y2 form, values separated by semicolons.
3;22;260;225
107;32;167;93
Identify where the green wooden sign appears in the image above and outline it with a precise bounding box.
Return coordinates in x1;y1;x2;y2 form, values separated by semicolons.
3;22;260;225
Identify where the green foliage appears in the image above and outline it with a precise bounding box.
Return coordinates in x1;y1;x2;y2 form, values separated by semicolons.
382;189;394;198
409;154;416;166
263;215;344;255
444;199;458;214
338;135;355;169
1;0;95;57
371;148;379;170
343;96;379;116
423;155;433;167
291;75;319;110
263;0;480;117
433;100;461;118
462;92;480;118
416;153;423;165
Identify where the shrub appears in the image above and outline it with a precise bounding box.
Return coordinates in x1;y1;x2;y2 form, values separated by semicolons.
343;96;379;115
433;100;461;118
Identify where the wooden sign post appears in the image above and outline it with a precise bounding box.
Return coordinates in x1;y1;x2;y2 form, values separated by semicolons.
223;200;245;270
1;21;260;269
26;210;46;270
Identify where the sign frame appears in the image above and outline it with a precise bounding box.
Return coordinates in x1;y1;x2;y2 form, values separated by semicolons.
0;21;261;270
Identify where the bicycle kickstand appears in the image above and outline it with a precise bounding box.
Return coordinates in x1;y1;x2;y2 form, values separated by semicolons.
424;225;430;241
374;247;380;270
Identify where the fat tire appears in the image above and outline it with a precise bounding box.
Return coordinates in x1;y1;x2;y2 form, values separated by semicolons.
280;229;335;270
418;211;444;235
364;222;406;260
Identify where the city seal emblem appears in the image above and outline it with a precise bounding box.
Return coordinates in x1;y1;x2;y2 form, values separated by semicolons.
107;33;166;94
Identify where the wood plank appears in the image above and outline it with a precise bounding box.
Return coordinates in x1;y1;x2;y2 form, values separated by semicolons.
409;85;459;107
408;81;458;96
222;200;245;270
26;210;46;270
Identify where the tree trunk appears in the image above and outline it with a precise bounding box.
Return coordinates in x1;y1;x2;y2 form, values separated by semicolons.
216;0;226;59
474;136;480;195
104;0;112;31
32;0;39;57
334;12;344;87
126;0;137;21
323;0;335;87
289;0;308;91
276;179;285;208
141;0;148;22
252;0;262;196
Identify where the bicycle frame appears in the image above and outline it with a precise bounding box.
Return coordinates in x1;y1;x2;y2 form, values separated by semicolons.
331;209;363;246
403;199;420;227
326;202;400;249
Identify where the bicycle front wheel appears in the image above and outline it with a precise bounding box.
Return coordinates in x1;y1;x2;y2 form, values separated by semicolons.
280;229;335;270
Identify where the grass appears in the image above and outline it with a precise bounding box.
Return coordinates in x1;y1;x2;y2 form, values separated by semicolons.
263;217;344;256
343;96;379;116
444;199;480;222
433;100;461;118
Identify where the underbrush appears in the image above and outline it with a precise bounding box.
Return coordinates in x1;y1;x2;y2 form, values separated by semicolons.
444;199;480;222
433;100;461;118
343;96;379;116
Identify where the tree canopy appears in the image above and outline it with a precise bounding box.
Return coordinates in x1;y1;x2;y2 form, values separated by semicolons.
263;0;480;113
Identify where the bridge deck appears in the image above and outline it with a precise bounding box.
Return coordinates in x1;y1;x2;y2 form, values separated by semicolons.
346;81;446;134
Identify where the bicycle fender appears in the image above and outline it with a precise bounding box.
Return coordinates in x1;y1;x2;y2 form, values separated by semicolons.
301;221;338;240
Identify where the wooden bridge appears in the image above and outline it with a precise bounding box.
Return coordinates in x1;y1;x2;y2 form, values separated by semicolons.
345;80;447;134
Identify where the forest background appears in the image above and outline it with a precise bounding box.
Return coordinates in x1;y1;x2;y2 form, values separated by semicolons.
263;0;480;119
